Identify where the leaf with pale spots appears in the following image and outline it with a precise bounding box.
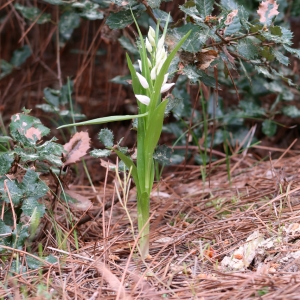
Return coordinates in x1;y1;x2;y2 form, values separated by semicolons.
257;0;279;26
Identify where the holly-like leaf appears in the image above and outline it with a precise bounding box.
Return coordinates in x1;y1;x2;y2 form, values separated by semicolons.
257;0;279;26
99;128;114;148
63;132;91;166
10;113;50;145
14;3;51;24
10;46;31;67
118;36;139;55
0;153;13;175
106;5;145;29
273;49;289;66
282;106;300;118
90;149;112;158
0;59;13;79
147;0;161;8
170;23;210;53
179;5;204;25
224;10;241;36
72;1;104;20
262;119;277;137
22;197;45;217
153;145;172;165
283;45;300;59
0;219;12;247
220;0;238;10
11;224;30;249
59;11;80;41
195;0;214;18
236;39;258;59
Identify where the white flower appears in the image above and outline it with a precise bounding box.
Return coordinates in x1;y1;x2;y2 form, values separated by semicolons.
145;38;152;53
163;73;169;85
161;83;175;93
148;27;156;46
136;72;149;89
150;66;157;80
135;94;150;106
156;47;166;63
157;36;165;50
138;59;142;72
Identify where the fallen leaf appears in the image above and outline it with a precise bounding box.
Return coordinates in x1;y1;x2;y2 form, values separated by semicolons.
65;189;93;211
257;0;279;25
63;131;90;166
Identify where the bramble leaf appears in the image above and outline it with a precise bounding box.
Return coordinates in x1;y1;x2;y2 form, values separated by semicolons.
195;0;214;18
99;128;114;147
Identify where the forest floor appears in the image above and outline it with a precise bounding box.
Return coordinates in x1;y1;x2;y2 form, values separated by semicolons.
2;145;300;300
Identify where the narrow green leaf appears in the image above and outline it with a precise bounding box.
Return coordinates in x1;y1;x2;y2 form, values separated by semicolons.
57;112;148;129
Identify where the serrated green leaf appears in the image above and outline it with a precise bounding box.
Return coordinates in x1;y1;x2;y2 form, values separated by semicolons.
90;149;112;158
220;0;238;10
262;119;277;137
0;59;13;79
10;46;31;67
255;66;276;79
21;169;48;200
261;46;274;61
224;13;241;36
153;8;173;25
238;5;249;30
22;197;45;217
261;27;293;45
12;224;29;249
170;23;209;53
14;3;51;24
273;49;289;66
236;39;258;60
73;1;104;20
283;45;300;59
0;219;12;247
43;87;60;106
118;36;139;55
0;153;13;175
147;0;161;8
106;5;145;29
59;11;80;41
153;145;172;165
10;113;50;145
99;128;114;147
42;0;64;4
195;0;214;18
0;180;23;205
282;106;300;118
179;5;204;25
239;100;265;117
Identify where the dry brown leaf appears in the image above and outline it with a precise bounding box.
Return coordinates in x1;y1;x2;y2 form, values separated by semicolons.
197;49;219;70
224;9;238;25
65;189;93;211
63;131;90;166
257;0;279;25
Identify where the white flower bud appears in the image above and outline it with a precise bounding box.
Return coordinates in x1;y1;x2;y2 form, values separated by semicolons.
145;38;152;53
150;66;157;80
147;57;152;68
157;36;165;50
135;94;150;106
138;59;142;72
156;57;166;75
148;26;155;39
156;47;166;64
161;83;175;93
136;72;149;89
163;73;169;86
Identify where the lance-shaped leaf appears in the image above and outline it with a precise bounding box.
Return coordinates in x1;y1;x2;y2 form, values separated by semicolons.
57;113;148;129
